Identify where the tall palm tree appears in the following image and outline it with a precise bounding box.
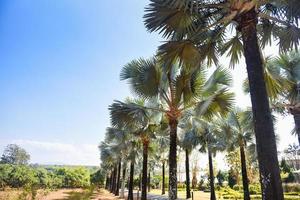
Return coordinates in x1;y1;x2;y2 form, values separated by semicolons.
220;109;254;200
154;133;169;195
194;119;226;200
127;140;140;200
99;142;119;193
102;128;129;196
120;59;234;199
178;115;201;199
243;52;300;145
144;1;300;199
272;52;300;145
109;99;161;200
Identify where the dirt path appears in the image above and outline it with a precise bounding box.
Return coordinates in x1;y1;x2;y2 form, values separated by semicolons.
42;188;120;200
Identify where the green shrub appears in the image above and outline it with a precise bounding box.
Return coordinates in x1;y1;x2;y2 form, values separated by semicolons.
283;183;300;193
233;185;243;191
0;164;92;190
90;169;105;187
177;182;185;189
249;184;261;195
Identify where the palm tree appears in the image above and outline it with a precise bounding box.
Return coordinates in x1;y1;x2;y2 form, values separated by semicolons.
99;142;118;193
102;128;129;196
194;119;226;200
127;140;140;200
109;99;161;200
120;59;234;199
154;134;169;195
178;116;201;199
271;52;300;145
220;109;254;200
144;1;300;199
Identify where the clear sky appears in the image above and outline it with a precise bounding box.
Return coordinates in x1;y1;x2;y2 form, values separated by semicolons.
0;0;297;166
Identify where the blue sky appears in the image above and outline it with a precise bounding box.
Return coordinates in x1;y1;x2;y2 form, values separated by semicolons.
0;0;297;166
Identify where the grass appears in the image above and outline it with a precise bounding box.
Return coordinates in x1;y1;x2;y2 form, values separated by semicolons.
149;189;210;199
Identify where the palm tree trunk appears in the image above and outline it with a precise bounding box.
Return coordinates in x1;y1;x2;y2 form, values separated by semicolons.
112;165;117;194
115;160;121;196
148;171;151;192
142;140;149;200
185;149;191;199
121;162;127;198
208;149;216;200
293;114;300;145
109;170;114;192
162;161;165;195
169;118;178;200
105;174;109;190
128;161;134;200
239;8;283;200
240;144;250;200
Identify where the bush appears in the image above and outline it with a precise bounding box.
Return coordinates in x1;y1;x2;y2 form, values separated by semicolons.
228;170;237;188
249;184;261;195
233;184;242;191
283;183;300;193
90;169;105;187
54;167;90;188
7;165;38;188
0;164;92;190
177;182;185;189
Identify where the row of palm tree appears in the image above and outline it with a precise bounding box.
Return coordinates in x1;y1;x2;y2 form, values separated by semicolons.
99;1;300;200
142;1;300;199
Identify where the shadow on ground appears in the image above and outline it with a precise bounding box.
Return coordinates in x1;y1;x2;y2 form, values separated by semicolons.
52;189;96;200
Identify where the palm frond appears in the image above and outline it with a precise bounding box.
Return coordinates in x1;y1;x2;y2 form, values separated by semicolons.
120;58;161;99
109;100;148;129
195;88;235;119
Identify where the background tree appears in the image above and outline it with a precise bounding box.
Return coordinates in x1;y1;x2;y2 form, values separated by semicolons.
271;52;300;145
221;109;254;200
196;119;227;200
109;99;161;200
1;144;30;165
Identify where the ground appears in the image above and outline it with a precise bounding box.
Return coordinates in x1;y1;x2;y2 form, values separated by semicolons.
0;188;210;200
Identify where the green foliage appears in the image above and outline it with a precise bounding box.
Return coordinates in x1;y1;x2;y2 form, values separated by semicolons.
233;185;243;191
216;170;227;186
281;159;292;173
283;183;300;193
228;169;237;188
54;167;90;188
249;184;261;195
90;169;105;187
286;172;296;183
0;164;91;190
0;144;30;165
151;175;161;189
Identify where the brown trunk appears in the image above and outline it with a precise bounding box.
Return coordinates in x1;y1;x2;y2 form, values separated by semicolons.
240;8;284;200
148;171;151;192
240;144;250;200
105;174;110;190
208;150;216;200
128;161;134;200
185;149;191;199
121;162;127;198
112;165;117;194
162;161;165;195
142;140;149;200
115;160;121;195
293;114;300;145
168;118;178;200
109;170;114;192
